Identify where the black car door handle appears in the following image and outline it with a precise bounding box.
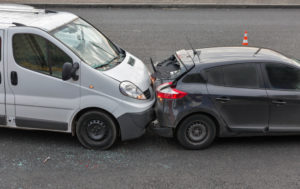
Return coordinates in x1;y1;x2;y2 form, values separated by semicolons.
11;71;18;85
272;100;286;105
216;97;231;103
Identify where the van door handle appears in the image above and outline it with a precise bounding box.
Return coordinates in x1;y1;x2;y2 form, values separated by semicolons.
11;71;18;85
0;72;1;84
216;97;231;103
272;100;286;105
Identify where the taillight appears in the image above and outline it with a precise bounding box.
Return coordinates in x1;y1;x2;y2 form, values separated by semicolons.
156;82;187;99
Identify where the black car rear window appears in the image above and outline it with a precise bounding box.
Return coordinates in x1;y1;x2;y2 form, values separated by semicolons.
206;63;260;89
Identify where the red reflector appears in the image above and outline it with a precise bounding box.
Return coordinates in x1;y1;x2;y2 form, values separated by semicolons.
172;88;188;98
156;82;187;99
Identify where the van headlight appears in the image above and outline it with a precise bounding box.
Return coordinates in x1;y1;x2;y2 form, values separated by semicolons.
119;81;146;100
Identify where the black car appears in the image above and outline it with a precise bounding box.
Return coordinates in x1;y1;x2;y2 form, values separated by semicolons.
151;47;300;150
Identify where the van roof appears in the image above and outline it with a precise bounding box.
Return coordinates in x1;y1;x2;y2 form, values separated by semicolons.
0;4;78;31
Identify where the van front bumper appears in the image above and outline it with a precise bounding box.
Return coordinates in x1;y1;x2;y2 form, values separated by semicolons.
117;108;155;141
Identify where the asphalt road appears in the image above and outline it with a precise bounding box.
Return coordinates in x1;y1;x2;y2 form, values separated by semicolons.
1;8;300;189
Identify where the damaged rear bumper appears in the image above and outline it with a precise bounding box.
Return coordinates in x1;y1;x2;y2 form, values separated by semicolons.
149;120;174;138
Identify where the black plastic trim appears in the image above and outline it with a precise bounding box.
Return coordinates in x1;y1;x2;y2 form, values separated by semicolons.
10;71;18;85
16;117;68;131
12;22;26;27
150;125;173;138
45;9;57;13
0;115;6;125
117;108;154;141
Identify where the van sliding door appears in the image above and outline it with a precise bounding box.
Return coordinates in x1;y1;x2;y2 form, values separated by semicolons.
0;30;6;125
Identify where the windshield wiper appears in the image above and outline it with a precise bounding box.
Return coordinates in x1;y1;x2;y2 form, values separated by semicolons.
91;42;116;58
94;56;119;69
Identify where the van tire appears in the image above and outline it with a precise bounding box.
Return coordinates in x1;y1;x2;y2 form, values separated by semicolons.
76;111;117;150
176;114;216;150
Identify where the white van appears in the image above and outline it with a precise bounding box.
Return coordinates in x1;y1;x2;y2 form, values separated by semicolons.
0;4;155;149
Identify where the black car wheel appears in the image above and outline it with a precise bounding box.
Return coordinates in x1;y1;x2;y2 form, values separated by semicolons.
176;114;216;150
76;111;117;150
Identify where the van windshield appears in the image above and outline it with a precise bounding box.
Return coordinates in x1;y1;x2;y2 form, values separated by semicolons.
51;18;124;70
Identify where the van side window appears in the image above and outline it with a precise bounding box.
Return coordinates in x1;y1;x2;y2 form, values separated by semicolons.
13;34;72;78
206;63;260;88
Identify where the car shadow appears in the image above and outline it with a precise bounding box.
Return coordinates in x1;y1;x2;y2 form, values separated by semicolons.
0;127;299;151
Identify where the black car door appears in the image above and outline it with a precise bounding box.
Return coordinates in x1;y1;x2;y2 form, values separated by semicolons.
262;62;300;132
206;63;269;132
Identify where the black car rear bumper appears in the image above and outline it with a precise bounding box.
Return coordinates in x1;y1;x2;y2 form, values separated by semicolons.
150;121;174;138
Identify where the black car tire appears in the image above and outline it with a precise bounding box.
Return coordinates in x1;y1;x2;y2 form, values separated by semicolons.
176;114;216;150
76;111;117;150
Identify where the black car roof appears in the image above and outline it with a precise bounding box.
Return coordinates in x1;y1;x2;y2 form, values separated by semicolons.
196;47;293;66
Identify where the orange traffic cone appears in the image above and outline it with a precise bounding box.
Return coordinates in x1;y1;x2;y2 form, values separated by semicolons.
242;30;248;46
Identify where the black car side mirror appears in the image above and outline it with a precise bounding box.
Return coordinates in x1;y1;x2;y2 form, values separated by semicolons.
62;62;79;81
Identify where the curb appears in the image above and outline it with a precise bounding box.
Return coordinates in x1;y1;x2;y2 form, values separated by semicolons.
29;3;300;9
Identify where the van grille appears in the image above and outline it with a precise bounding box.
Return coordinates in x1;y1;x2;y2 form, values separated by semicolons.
143;89;151;99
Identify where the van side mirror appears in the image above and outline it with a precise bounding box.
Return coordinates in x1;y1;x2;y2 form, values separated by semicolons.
62;62;79;81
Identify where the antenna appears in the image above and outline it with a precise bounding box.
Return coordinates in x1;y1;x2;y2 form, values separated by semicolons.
185;36;201;62
253;48;261;56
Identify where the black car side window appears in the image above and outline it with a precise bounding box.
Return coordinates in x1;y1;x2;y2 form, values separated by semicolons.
182;73;206;83
223;64;260;88
206;67;224;86
206;64;260;88
266;64;300;90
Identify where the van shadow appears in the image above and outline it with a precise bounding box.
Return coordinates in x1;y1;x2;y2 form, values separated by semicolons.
0;127;78;148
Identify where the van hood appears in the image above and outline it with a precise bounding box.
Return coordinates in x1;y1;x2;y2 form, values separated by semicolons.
102;52;151;92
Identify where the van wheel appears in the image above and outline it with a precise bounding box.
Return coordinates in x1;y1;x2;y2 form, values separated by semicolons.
176;114;216;150
76;111;117;150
